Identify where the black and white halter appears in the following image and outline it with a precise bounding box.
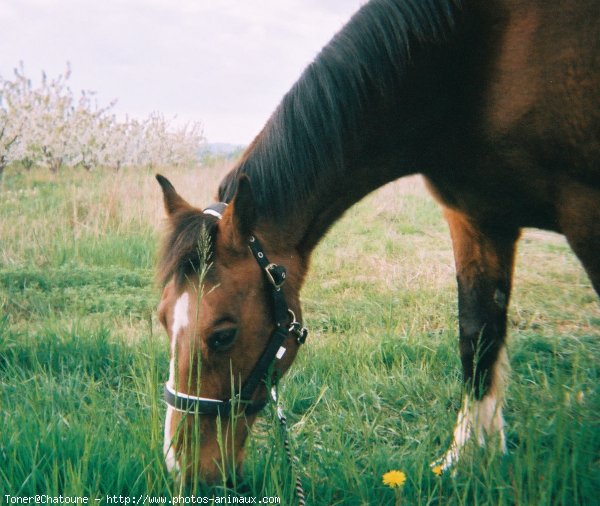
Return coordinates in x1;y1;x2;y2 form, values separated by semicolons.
163;202;308;417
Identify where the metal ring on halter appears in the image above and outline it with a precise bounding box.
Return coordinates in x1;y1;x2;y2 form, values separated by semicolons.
288;309;309;345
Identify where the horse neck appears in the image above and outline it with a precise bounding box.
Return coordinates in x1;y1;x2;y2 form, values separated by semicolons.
231;2;471;257
247;127;418;257
242;80;457;255
292;156;409;255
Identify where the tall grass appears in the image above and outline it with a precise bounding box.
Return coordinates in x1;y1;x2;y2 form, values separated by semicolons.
1;165;598;505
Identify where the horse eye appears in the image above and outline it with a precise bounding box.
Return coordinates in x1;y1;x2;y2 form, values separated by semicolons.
208;328;237;352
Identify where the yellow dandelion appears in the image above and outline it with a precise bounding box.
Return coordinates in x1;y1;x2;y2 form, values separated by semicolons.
382;470;407;488
432;465;443;477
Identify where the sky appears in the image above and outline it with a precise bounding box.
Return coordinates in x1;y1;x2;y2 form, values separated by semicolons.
0;0;364;145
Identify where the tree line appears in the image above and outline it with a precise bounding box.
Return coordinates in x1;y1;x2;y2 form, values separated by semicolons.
0;63;203;178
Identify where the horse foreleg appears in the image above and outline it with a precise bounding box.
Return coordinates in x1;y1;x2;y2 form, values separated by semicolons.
433;208;519;472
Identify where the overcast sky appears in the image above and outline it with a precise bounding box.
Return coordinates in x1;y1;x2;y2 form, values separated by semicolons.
0;0;364;145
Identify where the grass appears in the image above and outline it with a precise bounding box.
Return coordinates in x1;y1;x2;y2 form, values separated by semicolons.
1;165;599;505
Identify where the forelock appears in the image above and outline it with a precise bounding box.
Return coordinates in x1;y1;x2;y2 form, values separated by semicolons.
157;210;219;288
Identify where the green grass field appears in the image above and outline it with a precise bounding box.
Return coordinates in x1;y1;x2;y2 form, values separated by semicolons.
1;165;599;505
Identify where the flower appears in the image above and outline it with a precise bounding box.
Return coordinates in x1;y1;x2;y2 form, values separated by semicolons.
382;470;407;488
432;465;443;477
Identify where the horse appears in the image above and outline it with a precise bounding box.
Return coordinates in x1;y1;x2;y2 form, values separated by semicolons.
156;0;600;484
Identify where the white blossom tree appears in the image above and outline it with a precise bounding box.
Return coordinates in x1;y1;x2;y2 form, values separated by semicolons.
0;63;204;174
1;63;32;175
68;91;117;170
0;106;19;179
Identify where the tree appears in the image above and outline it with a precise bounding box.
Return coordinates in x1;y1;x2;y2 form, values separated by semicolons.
0;63;205;173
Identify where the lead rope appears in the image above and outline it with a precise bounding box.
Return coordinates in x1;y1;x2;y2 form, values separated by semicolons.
271;387;306;506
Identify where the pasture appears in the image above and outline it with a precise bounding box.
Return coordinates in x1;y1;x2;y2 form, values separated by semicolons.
0;164;598;505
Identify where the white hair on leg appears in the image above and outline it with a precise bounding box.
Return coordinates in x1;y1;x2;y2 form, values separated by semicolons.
433;345;509;472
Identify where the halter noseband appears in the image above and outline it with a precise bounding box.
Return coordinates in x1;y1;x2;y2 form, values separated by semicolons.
164;203;308;417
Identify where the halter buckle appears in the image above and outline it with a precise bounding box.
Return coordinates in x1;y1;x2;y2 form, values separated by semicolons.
265;263;287;289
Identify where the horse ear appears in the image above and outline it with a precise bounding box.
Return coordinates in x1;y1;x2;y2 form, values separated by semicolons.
222;175;256;250
156;174;192;216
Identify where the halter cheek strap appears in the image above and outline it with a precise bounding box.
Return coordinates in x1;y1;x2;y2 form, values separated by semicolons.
164;203;308;416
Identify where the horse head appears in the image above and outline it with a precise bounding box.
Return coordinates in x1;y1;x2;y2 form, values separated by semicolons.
156;174;307;484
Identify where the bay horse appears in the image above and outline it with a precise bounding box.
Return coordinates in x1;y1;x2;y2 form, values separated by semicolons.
157;0;599;484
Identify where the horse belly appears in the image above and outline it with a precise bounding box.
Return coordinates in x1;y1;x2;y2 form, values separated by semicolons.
424;171;561;232
482;0;600;184
427;0;600;231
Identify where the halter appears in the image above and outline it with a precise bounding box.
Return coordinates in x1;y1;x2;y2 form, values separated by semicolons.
164;203;308;417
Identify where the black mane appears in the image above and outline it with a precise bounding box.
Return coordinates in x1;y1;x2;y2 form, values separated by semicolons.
219;0;460;220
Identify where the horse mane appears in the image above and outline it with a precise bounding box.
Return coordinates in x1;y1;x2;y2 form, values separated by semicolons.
219;0;461;220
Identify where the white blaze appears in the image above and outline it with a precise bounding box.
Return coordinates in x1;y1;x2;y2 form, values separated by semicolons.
164;291;190;473
163;407;178;473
